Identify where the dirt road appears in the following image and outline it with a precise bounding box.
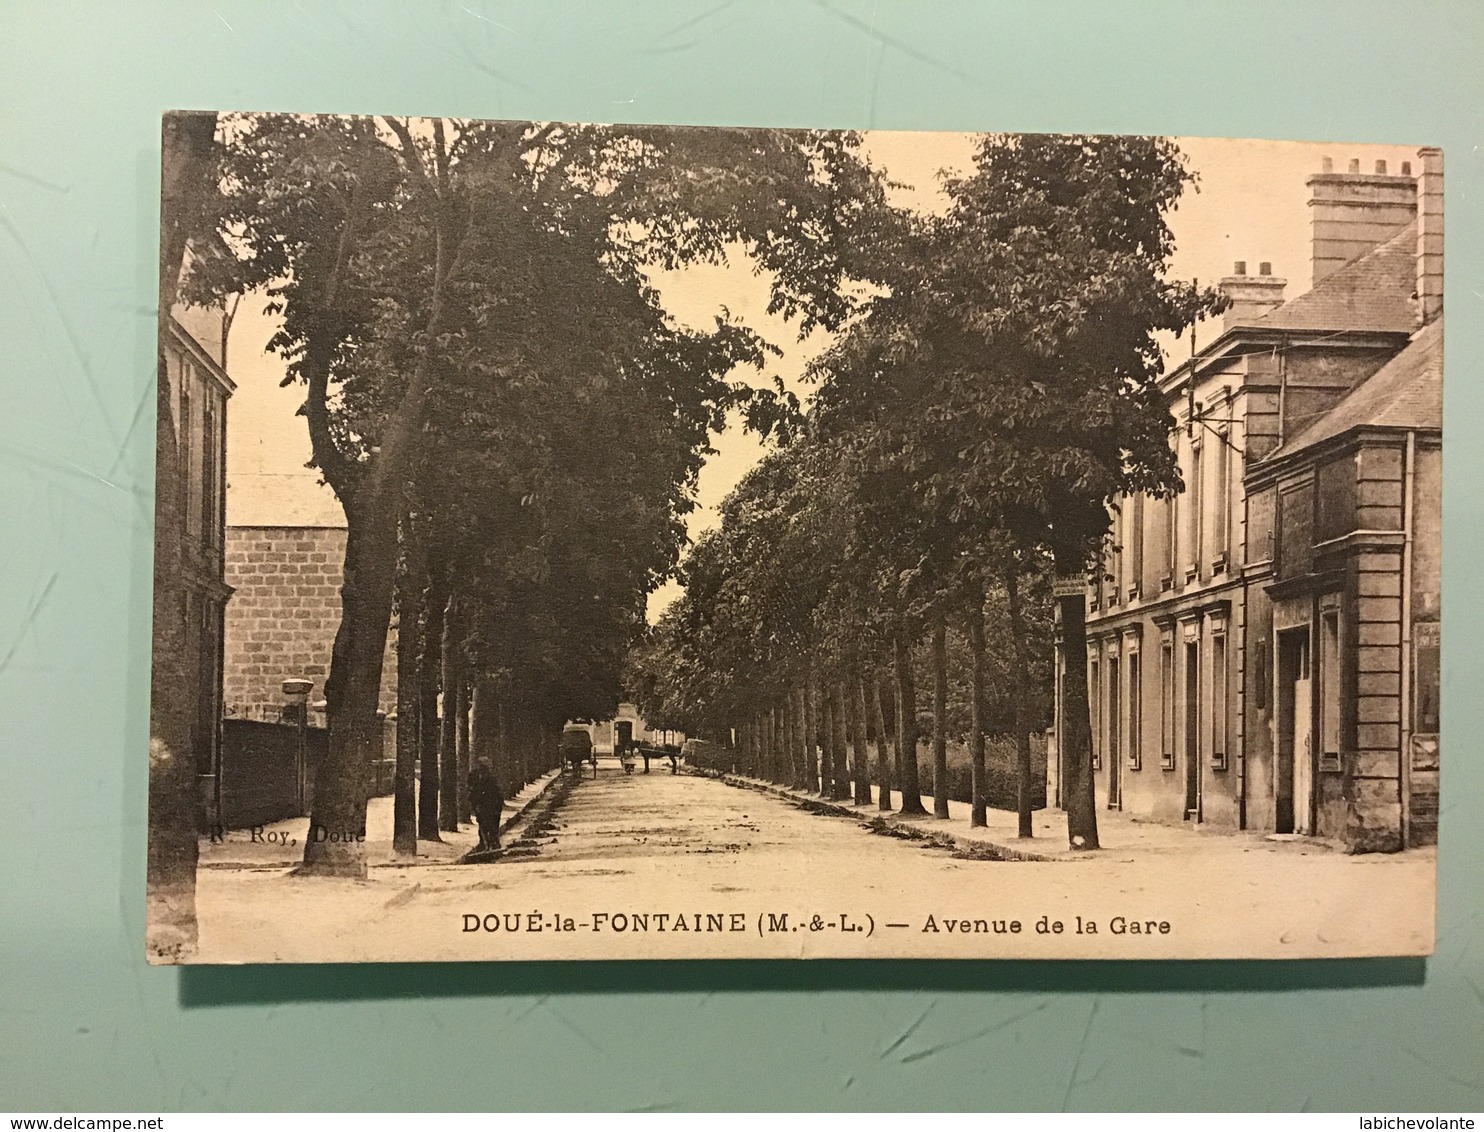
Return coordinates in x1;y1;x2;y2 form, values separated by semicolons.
193;767;1433;962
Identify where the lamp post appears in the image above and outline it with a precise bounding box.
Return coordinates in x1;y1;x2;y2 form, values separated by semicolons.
282;678;313;815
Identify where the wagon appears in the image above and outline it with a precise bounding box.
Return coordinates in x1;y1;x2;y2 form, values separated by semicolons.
559;726;595;776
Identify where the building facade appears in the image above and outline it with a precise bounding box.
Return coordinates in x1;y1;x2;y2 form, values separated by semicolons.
1051;149;1442;851
158;293;235;823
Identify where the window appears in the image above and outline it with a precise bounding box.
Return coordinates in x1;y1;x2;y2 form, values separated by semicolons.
1415;625;1440;735
1413;623;1441;773
1108;654;1121;777
1163;493;1177;589
1089;655;1101;770
1319;609;1341;771
1129;494;1145;599
203;399;219;551
1160;635;1176;769
1211;629;1228;770
179;375;193;526
1187;441;1203;577
1213;434;1231;568
1108;509;1121;606
1128;648;1142;770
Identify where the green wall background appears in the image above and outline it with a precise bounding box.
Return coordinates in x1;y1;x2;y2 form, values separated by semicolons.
2;0;1481;1112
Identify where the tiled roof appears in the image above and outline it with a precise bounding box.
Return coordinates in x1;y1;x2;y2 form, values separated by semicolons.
1236;222;1419;335
1267;317;1442;460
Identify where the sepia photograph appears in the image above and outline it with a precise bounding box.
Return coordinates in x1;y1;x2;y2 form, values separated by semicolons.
149;111;1442;964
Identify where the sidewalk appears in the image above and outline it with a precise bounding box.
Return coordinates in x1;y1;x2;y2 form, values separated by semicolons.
198;768;565;871
710;771;1368;864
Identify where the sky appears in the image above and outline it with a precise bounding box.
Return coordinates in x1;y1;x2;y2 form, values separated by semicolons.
220;130;1423;619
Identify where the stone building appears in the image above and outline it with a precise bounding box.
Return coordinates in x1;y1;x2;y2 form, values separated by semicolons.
1051;149;1442;851
222;524;398;719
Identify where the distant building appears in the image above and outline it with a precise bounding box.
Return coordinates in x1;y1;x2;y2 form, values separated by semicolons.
577;703;682;754
1052;150;1442;851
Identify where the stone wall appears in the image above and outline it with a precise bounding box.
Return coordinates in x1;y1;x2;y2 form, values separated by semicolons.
223;526;397;718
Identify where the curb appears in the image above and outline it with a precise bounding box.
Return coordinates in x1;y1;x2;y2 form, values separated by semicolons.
690;767;1067;863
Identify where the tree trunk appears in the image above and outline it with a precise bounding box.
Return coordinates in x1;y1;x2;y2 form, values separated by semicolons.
439;596;460;833
818;692;834;798
894;633;926;814
777;701;789;785
455;679;472;824
1056;579;1100;850
932;612;950;819
298;131;460;875
852;675;873;806
771;705;781;782
872;674;892;812
301;503;402;875
803;671;819;793
782;689;797;788
470;677;499;792
518;707;533;785
299;365;447;874
795;685;810;791
1006;567;1037;839
831;682;851;801
497;696;512;793
417;572;445;842
967;587;989;828
392;566;422;855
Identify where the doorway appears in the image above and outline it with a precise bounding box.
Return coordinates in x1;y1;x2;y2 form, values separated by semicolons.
1184;639;1201;820
1276;627;1313;835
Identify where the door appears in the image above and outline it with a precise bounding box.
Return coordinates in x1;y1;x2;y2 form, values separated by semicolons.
1276;627;1312;835
1184;639;1201;820
1107;656;1121;808
1291;639;1314;835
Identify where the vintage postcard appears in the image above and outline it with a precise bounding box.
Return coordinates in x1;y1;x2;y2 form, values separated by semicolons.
148;111;1441;963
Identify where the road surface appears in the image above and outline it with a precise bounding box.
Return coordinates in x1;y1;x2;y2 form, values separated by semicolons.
193;766;1434;962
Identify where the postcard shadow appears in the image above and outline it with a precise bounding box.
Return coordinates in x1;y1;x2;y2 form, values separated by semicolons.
179;955;1426;1007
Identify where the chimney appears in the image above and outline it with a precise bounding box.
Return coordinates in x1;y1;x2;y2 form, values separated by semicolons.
1308;156;1417;286
1220;260;1287;329
1416;146;1443;325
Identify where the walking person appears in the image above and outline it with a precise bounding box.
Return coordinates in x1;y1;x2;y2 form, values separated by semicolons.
468;758;504;853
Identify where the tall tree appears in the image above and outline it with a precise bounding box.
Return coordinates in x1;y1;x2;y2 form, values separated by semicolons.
812;134;1223;849
188;115;888;874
